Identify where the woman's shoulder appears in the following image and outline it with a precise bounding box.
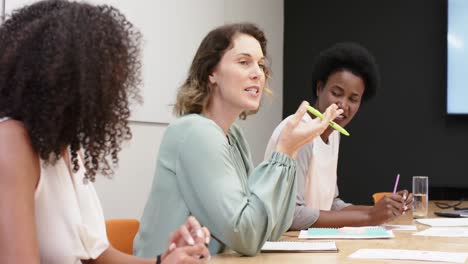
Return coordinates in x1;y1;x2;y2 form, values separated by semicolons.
171;113;211;126
0;119;40;185
0;119;31;147
166;114;226;143
169;114;220;132
0;119;37;156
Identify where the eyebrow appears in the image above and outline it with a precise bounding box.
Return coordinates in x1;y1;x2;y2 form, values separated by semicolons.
332;85;362;97
237;53;265;61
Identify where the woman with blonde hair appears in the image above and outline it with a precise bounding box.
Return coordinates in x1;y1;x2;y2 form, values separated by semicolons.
135;22;342;257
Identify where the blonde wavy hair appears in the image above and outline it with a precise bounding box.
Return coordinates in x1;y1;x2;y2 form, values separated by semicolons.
174;22;271;120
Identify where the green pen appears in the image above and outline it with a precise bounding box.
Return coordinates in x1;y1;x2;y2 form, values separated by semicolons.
306;105;350;136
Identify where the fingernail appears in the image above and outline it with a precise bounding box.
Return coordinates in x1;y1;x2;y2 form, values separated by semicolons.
403;194;407;200
187;236;195;245
169;243;176;251
205;236;210;244
404;205;408;210
196;229;203;238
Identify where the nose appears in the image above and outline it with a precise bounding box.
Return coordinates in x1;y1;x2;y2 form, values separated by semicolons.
336;100;349;111
249;64;264;80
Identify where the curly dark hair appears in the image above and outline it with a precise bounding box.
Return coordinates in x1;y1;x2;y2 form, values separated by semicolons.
0;0;142;182
311;42;380;103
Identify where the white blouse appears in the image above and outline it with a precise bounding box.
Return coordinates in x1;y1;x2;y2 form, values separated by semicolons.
35;152;109;263
0;117;109;263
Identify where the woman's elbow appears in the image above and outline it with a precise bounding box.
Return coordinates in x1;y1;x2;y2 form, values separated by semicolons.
224;232;263;256
232;244;260;257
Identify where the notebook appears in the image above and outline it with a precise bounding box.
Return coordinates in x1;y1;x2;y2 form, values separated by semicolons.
261;241;338;253
299;227;394;239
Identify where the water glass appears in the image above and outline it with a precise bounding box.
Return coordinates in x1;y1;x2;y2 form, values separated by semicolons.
412;176;429;218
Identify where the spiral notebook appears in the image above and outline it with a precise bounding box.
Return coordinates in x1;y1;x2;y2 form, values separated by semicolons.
299;227;394;239
261;241;338;253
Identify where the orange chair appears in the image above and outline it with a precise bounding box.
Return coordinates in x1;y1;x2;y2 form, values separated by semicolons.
105;219;140;255
372;192;393;204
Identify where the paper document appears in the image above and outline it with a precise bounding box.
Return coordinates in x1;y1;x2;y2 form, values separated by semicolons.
381;224;417;231
299;227;394;239
261;241;338;252
349;249;468;263
414;227;468;237
415;218;468;227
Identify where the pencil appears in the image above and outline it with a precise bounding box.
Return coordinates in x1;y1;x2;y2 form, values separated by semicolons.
392;173;400;194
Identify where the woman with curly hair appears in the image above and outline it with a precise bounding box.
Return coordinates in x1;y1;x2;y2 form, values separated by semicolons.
0;0;209;263
264;42;413;229
134;22;342;257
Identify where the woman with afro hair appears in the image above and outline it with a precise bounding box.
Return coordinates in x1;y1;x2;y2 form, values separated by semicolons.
265;42;413;229
0;0;209;263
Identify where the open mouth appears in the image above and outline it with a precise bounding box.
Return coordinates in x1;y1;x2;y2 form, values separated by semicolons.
244;86;259;95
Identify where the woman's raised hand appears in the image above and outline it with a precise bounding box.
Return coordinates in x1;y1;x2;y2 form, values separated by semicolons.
276;101;342;158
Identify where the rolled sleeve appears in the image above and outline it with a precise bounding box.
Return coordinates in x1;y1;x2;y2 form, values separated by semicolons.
331;185;352;211
290;206;320;230
331;198;352;211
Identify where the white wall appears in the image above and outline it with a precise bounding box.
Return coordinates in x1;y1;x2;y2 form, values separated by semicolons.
95;0;285;219
5;0;225;123
94;122;165;219
224;0;284;166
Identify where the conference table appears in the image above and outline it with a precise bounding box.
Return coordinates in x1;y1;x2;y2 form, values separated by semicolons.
210;201;468;264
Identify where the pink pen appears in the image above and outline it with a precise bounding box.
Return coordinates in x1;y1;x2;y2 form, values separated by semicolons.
392;173;400;194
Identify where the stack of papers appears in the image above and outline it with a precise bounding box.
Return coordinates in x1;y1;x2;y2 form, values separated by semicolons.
414;227;468;237
415;218;468;227
349;249;468;263
381;224;417;231
261;241;338;253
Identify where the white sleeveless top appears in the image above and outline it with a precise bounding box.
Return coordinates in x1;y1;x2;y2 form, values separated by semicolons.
0;117;109;263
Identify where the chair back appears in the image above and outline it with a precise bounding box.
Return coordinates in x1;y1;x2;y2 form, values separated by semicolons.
372;192;393;204
105;218;140;255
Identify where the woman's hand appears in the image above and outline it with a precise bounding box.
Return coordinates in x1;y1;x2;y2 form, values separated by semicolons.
276;101;342;158
397;189;414;213
161;244;208;264
367;192;406;225
161;216;210;263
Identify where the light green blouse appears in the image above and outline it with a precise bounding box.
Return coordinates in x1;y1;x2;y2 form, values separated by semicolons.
134;114;297;257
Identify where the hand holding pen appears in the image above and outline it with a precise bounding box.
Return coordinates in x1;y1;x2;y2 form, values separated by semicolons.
395;189;414;214
369;195;406;224
392;174;414;214
367;174;413;225
276;102;343;159
306;105;350;136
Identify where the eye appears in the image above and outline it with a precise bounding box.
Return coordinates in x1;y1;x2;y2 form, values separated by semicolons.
239;60;249;66
331;91;340;96
350;97;361;103
258;63;266;71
